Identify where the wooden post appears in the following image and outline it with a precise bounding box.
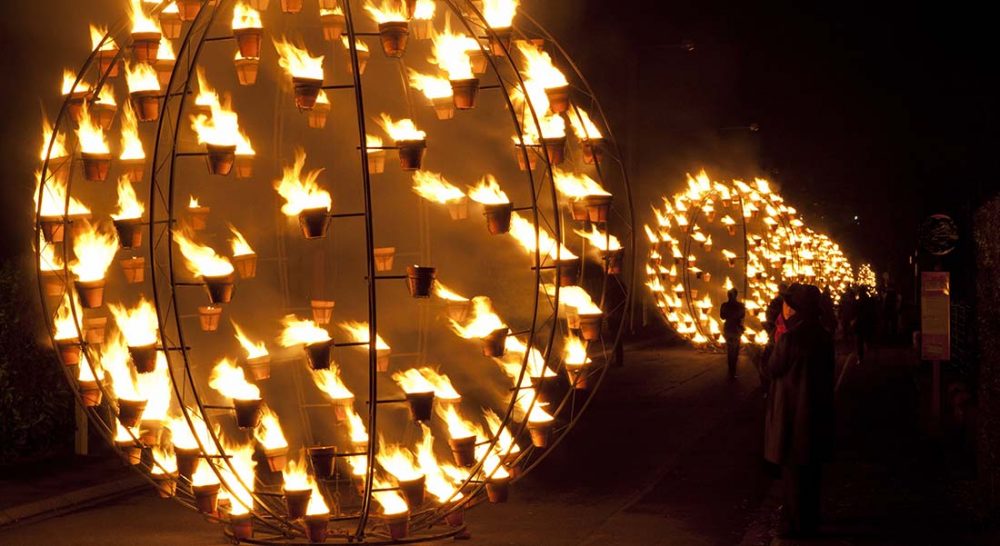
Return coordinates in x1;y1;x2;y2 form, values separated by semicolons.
75;404;88;455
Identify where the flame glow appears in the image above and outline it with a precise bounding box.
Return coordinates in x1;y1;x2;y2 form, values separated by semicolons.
467;175;510;205
449;296;506;339
483;0;519;28
173;231;235;277
364;0;407;23
408;69;453;101
273;37;324;80
120;101;146;161
274;149;332;215
431;23;474;80
69;222;119;282
232;321;268;359
209;358;260;400
125;62;160;93
412;170;465;204
508;212;577;261
108;298;158;347
111;176;145;220
232;1;262;29
377;114;426;141
312;367;354;402
434;281;468;302
254;405;288;450
278;315;331;346
137;353;172;422
228;225;254;257
76;104;110;154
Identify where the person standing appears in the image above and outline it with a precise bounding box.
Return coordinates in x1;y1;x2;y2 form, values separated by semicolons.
764;283;835;538
757;283;789;388
719;288;746;379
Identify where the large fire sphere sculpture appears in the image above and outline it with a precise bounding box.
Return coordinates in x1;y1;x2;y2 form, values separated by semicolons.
644;171;851;347
34;0;635;543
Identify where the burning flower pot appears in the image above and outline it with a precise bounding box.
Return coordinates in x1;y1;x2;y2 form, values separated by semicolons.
405;391;434;422
298;207;331;239
450;78;480;110
583;194;613;223
176;447;199;480
91;101;117;131
114;218;143;249
75;278;107;309
177;0;203;21
292;77;323;110
120;158;145;181
79;378;103;406
130;90;161;122
568;199;588;221
367;148;385;173
234;155;254;179
399;476;425;507
603;248;624;275
246;354;271;381
470;49;488;75
544;85;571;114
378;21;409;58
406;265;436;298
397;139;426;170
527;420;554;448
280;0;303;13
233;27;262;59
305;339;334;370
96;49;121;78
445;299;471;323
188;205;209;230
310;300;335;325
483;203;513;235
556;258;580;287
81;152;112;182
152;471;178;498
431;96;455;121
447;198;468;220
411;17;432;40
205;144;237;176
198;305;223;332
202;273;235;304
129;343;158;373
160;11;182;39
383;512;410;541
139;420;163;446
448;436;476;467
377;348;391;372
566;365;589;390
229;513;253;540
56;338;81;365
321;11;346;41
513;143;538;171
193;482;221;514
264;446;288;472
577;313;603;341
488;27;513;56
373;247;396;272
233;397;263;429
481;327;509;357
486;475;510;503
304;514;329;543
39;217;67;244
116;439;142;465
131;32;161;64
308;446;336;479
283;488;311;519
347;49;370;76
232;253;257;279
308;101;330;129
117;399;147;428
83;316;107;344
234;57;259;86
541;136;566;166
121;257;145;283
581;138;605;165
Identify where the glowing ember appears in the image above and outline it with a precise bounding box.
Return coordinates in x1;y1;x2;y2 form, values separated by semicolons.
449;296;506;339
69;222;118;282
173;231;234;277
274;149;332;215
209;358;260;401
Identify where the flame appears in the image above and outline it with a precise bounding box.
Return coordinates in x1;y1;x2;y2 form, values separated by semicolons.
231;321;268;359
69;221;118;282
306;484;330;516
345;406;369;445
568;106;603;140
188;195;201;208
364;0;407;23
34;172;89;219
90;24;117;51
61;69;90;96
128;0;161;33
518;111;566;143
115;419;138;443
209;358;260;400
391;368;435;394
416;425;464;502
254;405;288;450
125;62;160;93
417;367;461;402
377;114;426;141
232;1;262;29
517;41;567;90
412;170;465;204
52;292;82;341
217;438;256;515
408;69;453;101
467;175;510;205
157;37;176;61
173;231;234;277
372;476;408;515
102;330;143;401
137;353;172;422
191;95;244;147
482;408;520;457
508;212;577;261
553;168;610;199
515;387;554;424
502;336;554;378
377;436;423;482
273;37;324;80
228;225;254;256
434;281;468;302
340;321;390;351
278;315;331;347
544;284;601;315
119;101;145;161
431;23;474;80
96;85;116;108
168;409;217;454
435;400;483;443
274;149;332;215
476;443;510;480
39;112;68;161
574;224;621;251
483;0;518;27
341;35;370;53
413;0;435;18
108;298;158;347
563;332;591;367
312;367;354;402
449;296;506;339
194;67;219;110
111;176;145;220
151;444;177;475
75;104;110;154
191;459;221;487
366;133;383;149
38;236;64;273
282;457;312;491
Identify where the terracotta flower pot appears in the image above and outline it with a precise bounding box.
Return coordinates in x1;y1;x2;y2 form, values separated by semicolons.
283;487;311;519
383;511;410;540
205;143;236;176
513;143;538;171
298;207;331;239
176;446;200;480
445;300;471;322
410;18;432;40
405;391;434;422
367;149;385;173
469;48;488;74
321;12;346;41
397;139;426;171
483;202;513;235
116;439;142;465
280;0;303;13
308;102;330;129
305;339;333;370
398;475;425;508
377;348;391;373
309;446;336;479
203;273;235;304
228;513;253;540
234;155;253;179
160;12;182;40
83;316;107;344
444;508;464;527
193;482;221;514
131;31;162;63
56;338;81;365
581;138;605;165
544;84;570;113
232;253;257;279
96;49;121;78
450;78;480;110
448;436;476;467
120;158;145;182
75;278;107;309
130;90;161;122
431;96;455;120
486;475;510;503
292;77;323;110
578;312;602;341
177;0;202;21
39;217;66;244
583;194;613;223
446;198;468;220
114;218;143;249
346;49;369;75
117;398;147;428
79;379;103;407
556;258;580;287
129;343;158;373
603;248;624;275
152;472;178;498
541;136;566;166
245;355;271;381
378;21;409;58
233;27;262;59
91;101;117;131
527;420;553;448
265;446;288;472
488;27;513;56
406;265;435;298
139;419;163;446
234;58;259;86
310;300;335;325
188;206;209;230
81;152;112;182
481;327;509;357
233;398;262;429
41;269;67;298
304;514;329;543
373;247;395;272
198;305;223;332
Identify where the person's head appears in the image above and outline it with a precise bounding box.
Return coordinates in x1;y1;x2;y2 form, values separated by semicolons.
783;283;821;320
727;288;738;301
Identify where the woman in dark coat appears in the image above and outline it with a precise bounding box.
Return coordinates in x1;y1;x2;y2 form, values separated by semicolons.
764;283;836;538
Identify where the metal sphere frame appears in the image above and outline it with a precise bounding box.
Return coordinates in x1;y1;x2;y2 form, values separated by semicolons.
34;0;636;543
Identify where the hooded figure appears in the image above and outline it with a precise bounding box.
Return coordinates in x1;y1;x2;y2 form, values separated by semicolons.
764;283;835;537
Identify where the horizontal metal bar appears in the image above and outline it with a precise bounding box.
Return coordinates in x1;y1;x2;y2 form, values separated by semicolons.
479;84;502;90
321;84;356;90
357;146;400;151
334;341;368;348
512;206;533;212
161;346;191;351
329;212;366;219
531;265;558;271
201;404;235;411
204;35;235;42
174;281;205;286
365;398;406;405
374;275;407;280
333;451;367;458
353;32;380;37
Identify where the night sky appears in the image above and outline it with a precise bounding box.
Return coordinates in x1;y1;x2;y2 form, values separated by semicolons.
2;0;994;292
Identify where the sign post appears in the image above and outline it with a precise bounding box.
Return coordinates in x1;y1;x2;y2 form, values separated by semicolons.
921;271;950;433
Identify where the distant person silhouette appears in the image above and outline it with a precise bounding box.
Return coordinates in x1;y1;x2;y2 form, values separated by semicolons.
719;288;746;379
764;283;835;539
